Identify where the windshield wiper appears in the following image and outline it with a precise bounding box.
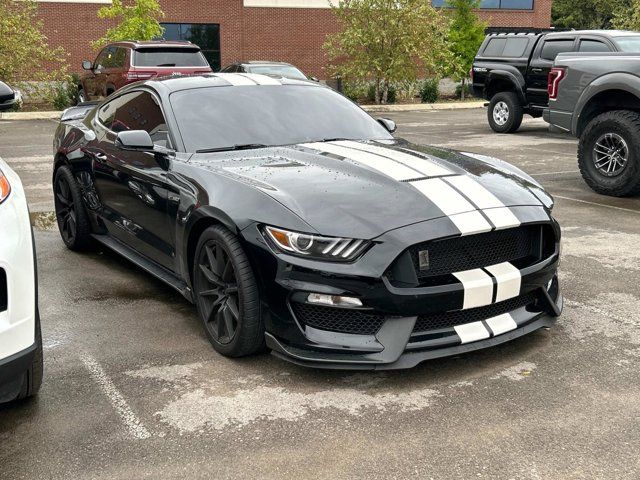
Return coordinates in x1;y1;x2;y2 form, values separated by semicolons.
196;143;269;153
157;63;177;67
320;137;351;142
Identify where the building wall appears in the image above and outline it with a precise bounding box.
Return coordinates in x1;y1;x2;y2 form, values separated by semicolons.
35;0;552;80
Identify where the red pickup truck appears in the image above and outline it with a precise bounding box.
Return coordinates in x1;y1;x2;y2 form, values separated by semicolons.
78;40;212;102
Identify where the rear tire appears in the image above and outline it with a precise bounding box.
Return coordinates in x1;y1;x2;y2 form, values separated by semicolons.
488;92;524;133
193;225;264;357
54;165;92;250
578;110;640;197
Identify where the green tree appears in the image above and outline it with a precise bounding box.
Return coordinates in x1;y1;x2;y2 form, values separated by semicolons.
93;0;164;49
444;0;487;100
552;0;630;29
0;0;68;84
612;0;640;29
324;0;449;104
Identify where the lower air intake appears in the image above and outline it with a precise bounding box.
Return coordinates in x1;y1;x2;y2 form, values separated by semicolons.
291;302;385;335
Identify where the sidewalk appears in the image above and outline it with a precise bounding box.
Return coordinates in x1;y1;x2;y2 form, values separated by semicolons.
0;100;485;121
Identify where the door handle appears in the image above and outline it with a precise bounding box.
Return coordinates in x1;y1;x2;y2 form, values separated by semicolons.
94;152;107;163
532;68;543;73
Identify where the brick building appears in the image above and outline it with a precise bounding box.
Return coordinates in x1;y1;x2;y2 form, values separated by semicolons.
36;0;553;80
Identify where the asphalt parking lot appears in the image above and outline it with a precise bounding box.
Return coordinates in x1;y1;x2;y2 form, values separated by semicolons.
2;110;640;479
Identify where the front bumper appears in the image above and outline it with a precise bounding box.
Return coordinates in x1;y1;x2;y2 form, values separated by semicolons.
0;161;37;361
242;206;562;370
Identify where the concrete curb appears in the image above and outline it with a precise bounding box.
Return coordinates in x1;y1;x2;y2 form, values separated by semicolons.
0;111;61;121
360;101;485;112
1;101;486;120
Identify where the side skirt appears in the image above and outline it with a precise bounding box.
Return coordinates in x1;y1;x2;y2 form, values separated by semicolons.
91;234;193;302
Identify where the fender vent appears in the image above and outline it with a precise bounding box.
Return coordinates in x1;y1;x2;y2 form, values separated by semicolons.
0;268;7;312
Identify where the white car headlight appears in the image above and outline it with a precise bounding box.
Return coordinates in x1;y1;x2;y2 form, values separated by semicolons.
263;226;370;261
0;168;11;204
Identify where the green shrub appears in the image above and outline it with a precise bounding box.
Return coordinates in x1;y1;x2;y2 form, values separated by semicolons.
455;82;475;99
343;81;369;102
366;84;396;104
419;78;439;103
52;84;70;110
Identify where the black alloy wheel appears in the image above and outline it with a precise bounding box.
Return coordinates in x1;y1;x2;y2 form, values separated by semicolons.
53;166;91;250
198;241;240;345
194;225;263;357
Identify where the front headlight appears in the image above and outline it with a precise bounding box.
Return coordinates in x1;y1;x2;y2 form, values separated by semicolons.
0;168;11;204
263;226;370;261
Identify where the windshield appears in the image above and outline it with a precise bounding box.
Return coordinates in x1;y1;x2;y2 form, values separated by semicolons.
246;65;307;80
133;48;209;67
170;85;393;152
613;36;640;52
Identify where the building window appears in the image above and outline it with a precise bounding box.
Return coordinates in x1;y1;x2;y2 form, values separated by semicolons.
432;0;533;9
160;23;221;71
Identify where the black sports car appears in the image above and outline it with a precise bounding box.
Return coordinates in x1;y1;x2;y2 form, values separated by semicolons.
53;73;562;370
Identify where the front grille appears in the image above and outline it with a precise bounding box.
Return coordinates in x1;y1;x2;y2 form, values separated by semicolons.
291;302;385;335
0;268;7;312
405;225;554;281
413;291;538;333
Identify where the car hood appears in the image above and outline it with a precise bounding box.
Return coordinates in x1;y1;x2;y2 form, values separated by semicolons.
188;139;551;239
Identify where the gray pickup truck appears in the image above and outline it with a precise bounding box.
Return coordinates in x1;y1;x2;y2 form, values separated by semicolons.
545;46;640;196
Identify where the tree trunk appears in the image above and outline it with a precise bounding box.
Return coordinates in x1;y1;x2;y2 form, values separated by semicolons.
382;79;389;104
375;79;381;105
461;78;466;101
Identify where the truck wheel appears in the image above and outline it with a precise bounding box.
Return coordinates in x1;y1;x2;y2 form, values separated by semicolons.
488;92;524;133
578;110;640;197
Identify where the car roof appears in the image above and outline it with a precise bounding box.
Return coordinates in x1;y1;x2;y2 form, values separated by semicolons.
108;40;199;50
242;61;294;66
141;73;321;93
545;30;640;38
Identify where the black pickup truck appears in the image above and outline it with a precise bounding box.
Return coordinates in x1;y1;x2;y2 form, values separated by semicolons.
472;30;630;133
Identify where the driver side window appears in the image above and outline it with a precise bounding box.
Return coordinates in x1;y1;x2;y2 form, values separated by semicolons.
98;91;171;149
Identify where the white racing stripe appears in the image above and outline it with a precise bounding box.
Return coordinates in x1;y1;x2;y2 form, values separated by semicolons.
453;268;494;309
483;207;521;230
214;73;257;86
302;142;421;181
485;262;522;302
334;140;451;177
444;175;503;209
448;211;492;236
240;73;282;85
485;313;518;336
411;178;474;215
454;322;491;344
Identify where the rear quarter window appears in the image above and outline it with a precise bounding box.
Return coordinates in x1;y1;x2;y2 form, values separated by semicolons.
540;39;575;61
482;37;530;57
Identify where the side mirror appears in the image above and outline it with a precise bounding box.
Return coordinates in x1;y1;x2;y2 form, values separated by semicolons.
115;130;154;151
114;130;173;170
377;118;397;133
82;60;92;71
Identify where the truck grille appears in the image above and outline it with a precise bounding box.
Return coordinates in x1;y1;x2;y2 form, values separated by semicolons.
291;302;385;336
404;225;554;281
413;291;538;333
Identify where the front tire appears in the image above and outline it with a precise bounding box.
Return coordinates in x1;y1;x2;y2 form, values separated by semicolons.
578;110;640;197
488;92;524;134
54;166;91;250
193;225;263;357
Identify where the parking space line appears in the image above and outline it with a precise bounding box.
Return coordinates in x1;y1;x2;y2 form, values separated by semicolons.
555;195;640;215
80;353;151;440
532;171;580;176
